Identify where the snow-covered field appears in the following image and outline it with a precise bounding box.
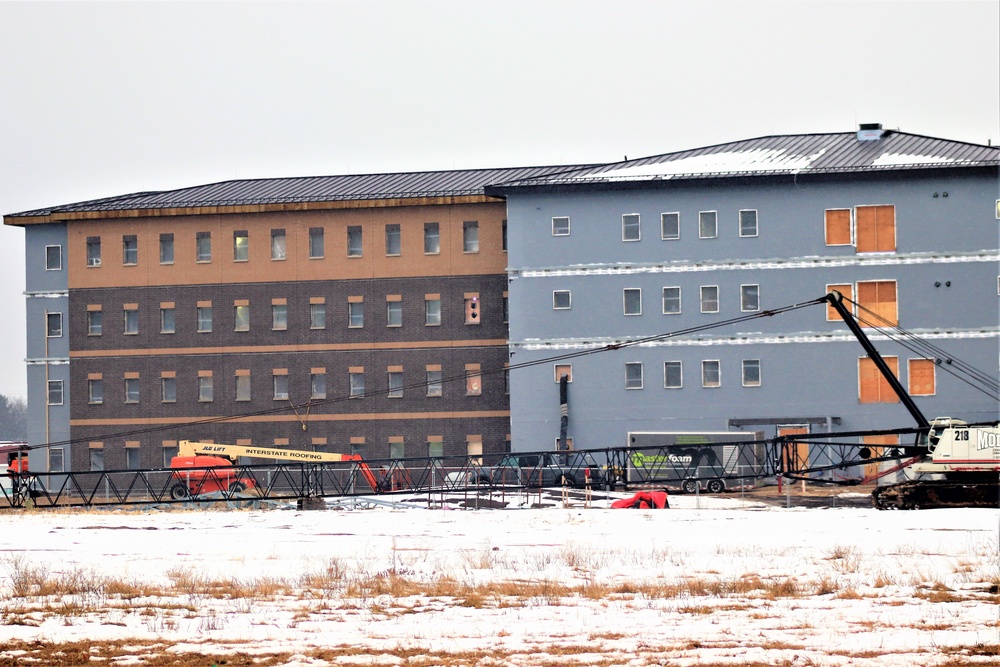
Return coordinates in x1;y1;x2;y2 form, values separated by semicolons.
0;491;998;666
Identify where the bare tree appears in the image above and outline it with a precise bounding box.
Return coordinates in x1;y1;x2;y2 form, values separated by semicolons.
0;395;27;441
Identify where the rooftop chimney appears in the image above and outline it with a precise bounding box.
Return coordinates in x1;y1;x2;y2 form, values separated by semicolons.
857;123;884;142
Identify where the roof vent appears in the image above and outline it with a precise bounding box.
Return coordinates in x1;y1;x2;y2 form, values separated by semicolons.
857;123;884;142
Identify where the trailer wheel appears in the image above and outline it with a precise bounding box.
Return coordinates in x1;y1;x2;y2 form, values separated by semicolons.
706;479;725;494
228;481;246;494
681;479;699;494
169;484;189;500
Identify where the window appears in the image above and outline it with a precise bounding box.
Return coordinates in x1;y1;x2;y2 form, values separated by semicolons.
424;223;440;254
702;360;721;387
553;290;571;309
196;305;213;333
664;361;682;388
463;221;479;253
859;356;900;403
465;294;480;324
348;301;364;328
700;286;719;313
662;287;681;314
124;377;140;404
856;280;898;327
825;284;853;321
428;438;444;459
47;380;64;405
623;288;642;315
124;308;139;335
309;227;324;259
386;299;402;327
271;229;286;260
198;375;213;402
625;362;643;389
89;448;104;472
87;310;102;336
310;303;326;329
46;312;62;337
502;219;507;252
45;245;62;270
909;358;936;396
196;232;212;262
234;304;250;332
739;210;758;237
426;369;442;397
126;447;141;470
311;372;327;400
742;359;761;387
385;224;401;255
502;294;509;323
349;370;365;398
699;211;718;239
161;376;176;403
236;374;251;402
273;373;289;401
49;448;64;474
661;212;680;240
347;226;363;257
123;235;138;265
390;440;405;460
162;445;178;467
622;214;640;241
425;297;441;326
160;306;174;334
552;216;570;236
88;378;103;404
233;230;249;261
159;234;174;264
272;303;288;330
741;284;759;312
388;371;403;398
554;365;572;382
465;365;482;396
825;209;852;246
86;237;101;267
855;205;895;253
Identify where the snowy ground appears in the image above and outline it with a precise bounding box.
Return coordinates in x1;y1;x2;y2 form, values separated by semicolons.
0;490;998;666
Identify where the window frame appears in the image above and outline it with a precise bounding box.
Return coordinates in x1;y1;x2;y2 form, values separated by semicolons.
124;377;140;404
552;216;571;236
310;303;326;330
45;245;62;271
386;300;403;327
198;375;214;402
385;224;401;256
387;371;403;398
47;379;64;406
347;226;363;257
660;212;680;240
88;378;103;404
235;374;252;402
87;310;103;336
423;222;440;254
86;236;102;267
161;376;177;403
424;297;441;326
196;306;213;333
233;230;249;262
271;303;288;331
234;304;250;332
625;362;643;389
622;213;641;242
664;361;683;389
623;288;642;316
308;227;324;259
271;229;287;261
908;358;936;397
160;307;175;334
310;372;327;400
348;301;364;328
349;371;365;398
273;374;289;401
740;284;760;312
553;290;572;310
698;211;718;239
738;209;758;238
700;285;719;313
196;232;212;263
46;312;62;338
124;308;139;335
462;221;479;253
122;235;138;266
159;233;174;265
702;360;721;388
662;286;681;315
742;359;761;387
426;369;443;397
824;209;853;246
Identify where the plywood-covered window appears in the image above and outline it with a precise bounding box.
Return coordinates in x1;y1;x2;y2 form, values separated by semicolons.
908;358;936;396
856;280;897;327
825;284;853;321
859;356;900;403
824;209;852;246
855;205;895;253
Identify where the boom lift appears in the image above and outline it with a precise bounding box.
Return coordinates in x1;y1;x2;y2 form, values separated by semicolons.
169;440;383;500
824;291;1000;509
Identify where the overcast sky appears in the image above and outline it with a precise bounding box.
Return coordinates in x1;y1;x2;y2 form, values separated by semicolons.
0;0;997;400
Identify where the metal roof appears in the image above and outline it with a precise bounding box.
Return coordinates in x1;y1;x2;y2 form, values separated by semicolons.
487;131;1000;191
6;164;588;219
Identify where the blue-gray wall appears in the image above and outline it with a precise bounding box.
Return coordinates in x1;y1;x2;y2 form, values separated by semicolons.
24;223;69;472
506;171;999;452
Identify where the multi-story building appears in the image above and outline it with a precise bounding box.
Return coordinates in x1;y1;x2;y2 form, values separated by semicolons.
489;127;1000;461
5;167;576;472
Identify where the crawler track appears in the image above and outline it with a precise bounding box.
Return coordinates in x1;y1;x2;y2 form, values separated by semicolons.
871;480;1000;510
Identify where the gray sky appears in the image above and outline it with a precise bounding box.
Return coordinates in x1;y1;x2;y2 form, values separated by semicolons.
0;0;997;400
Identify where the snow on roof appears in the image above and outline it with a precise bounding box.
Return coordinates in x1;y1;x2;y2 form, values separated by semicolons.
570;147;831;180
